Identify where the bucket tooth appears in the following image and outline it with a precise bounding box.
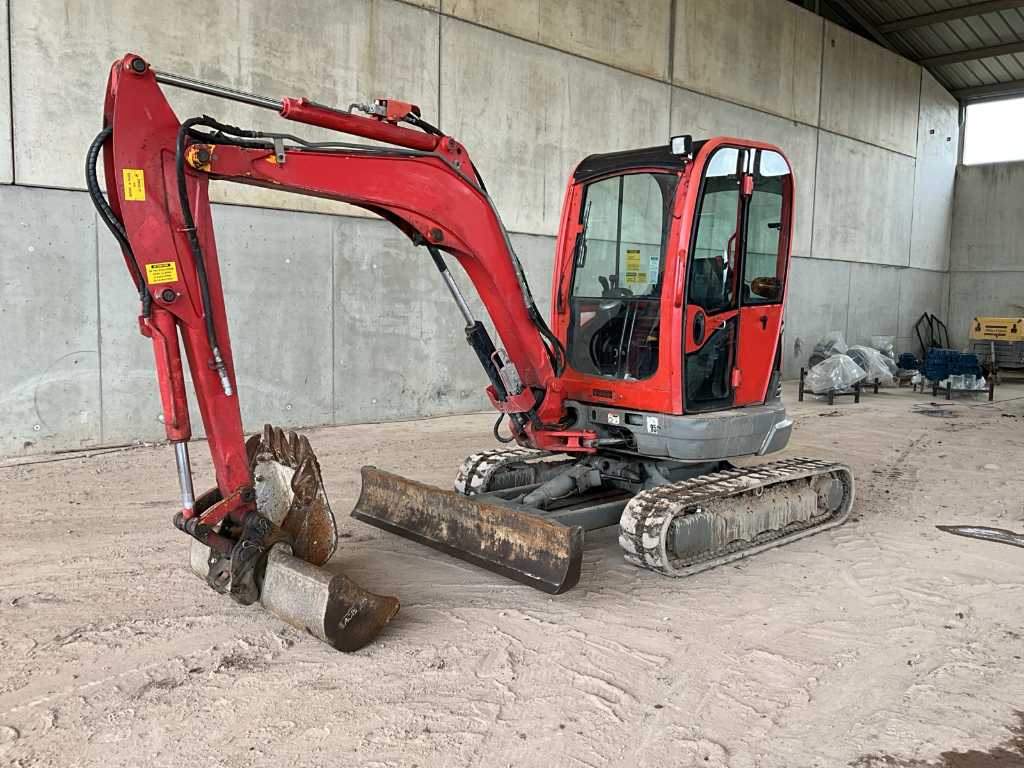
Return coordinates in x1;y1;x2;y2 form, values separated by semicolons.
352;466;583;595
246;424;337;566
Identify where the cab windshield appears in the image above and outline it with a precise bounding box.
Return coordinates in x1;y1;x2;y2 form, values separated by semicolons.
566;172;679;380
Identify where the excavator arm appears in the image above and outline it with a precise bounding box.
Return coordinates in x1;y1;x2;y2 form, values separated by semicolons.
99;54;603;523
91;54;593;646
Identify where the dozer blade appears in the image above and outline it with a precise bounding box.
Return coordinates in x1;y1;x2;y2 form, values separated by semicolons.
190;425;399;651
352;466;584;594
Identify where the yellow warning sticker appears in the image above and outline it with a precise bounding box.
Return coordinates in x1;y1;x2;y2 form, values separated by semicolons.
625;249;641;272
145;261;178;285
122;168;146;201
625;271;648;284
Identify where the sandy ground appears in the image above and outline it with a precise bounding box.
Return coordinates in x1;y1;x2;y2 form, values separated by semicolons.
2;382;1024;768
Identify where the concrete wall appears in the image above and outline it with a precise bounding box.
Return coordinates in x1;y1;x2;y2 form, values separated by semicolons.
1;0;959;455
949;162;1024;347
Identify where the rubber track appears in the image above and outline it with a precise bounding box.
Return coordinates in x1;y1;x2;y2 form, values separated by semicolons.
618;457;854;577
454;447;548;495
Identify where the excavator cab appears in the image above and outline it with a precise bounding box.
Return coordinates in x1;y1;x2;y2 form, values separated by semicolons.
93;56;852;651
539;139;796;469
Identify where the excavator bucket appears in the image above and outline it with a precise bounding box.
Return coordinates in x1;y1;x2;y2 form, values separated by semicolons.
352;466;583;594
190;426;399;651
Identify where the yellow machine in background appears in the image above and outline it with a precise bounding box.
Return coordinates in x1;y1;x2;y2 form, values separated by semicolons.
970;317;1024;378
971;317;1024;342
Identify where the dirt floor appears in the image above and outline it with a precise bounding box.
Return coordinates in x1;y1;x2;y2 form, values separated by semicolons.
2;381;1024;768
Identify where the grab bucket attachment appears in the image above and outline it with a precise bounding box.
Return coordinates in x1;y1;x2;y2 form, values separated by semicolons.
351;466;583;594
188;425;399;651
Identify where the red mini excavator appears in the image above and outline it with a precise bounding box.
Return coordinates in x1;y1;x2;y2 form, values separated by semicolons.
90;54;854;651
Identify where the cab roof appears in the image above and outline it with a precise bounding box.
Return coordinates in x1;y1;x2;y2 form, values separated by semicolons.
573;141;708;183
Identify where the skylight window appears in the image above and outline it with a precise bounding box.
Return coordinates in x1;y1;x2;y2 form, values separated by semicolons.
963;97;1024;165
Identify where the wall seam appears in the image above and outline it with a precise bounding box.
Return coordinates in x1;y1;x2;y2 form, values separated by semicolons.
94;210;104;443
667;0;677;91
5;185;956;274
6;0;14;181
7;116;920;198
905;70;924;273
808;16;827;261
436;8;443;128
946;164;958;318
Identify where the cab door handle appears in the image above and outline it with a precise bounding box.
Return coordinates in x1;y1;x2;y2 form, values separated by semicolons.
759;314;768;330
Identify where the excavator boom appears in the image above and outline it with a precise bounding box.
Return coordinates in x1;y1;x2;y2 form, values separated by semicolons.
93;54;599;644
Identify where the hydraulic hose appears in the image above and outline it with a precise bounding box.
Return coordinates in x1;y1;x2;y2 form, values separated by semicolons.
86;126;151;316
175;117;233;396
493;413;515;444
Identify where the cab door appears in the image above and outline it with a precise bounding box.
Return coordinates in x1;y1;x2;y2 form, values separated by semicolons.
683;145;793;411
684;146;745;413
734;149;792;405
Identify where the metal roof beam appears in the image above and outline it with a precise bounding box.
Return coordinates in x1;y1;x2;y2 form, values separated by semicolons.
921;40;1024;66
878;0;1024;34
824;0;899;52
953;77;1024;101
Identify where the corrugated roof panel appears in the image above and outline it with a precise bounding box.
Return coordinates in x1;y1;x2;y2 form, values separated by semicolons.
957;14;1010;45
810;0;1024;101
993;53;1024;76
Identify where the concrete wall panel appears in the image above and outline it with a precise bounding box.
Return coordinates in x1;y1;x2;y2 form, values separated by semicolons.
845;262;900;346
214;206;335;429
951;162;1024;272
0;186;100;455
332;217;557;424
897;267;948;348
673;0;822;125
811;132;914;267
0;0;11;184
441;17;670;237
910;73;958;272
782;256;851;376
820;22;921;156
443;0;671;80
96;227;173;446
10;0;438;217
99;203;336;444
670;86;818;257
332;217;483;424
949;271;1024;348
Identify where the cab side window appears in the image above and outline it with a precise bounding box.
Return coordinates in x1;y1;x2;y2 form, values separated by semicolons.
687;148;742;313
742;150;790;305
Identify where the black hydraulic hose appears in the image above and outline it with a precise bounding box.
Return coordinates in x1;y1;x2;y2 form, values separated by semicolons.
175;117;232;395
401;112;443;137
86;127;152;316
493;413;515;444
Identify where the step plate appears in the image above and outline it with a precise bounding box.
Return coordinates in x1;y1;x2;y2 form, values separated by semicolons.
352;466;583;594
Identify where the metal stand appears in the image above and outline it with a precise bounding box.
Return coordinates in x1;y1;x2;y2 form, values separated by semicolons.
799;368;865;405
913;376;995;402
